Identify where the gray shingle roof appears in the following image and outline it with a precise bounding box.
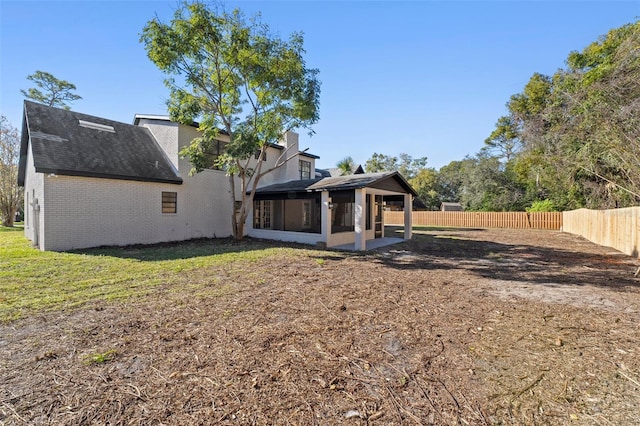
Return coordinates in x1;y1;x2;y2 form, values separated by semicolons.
18;101;182;186
254;171;417;196
252;178;323;195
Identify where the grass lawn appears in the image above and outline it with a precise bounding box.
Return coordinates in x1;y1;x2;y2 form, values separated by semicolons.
2;225;640;424
0;225;305;322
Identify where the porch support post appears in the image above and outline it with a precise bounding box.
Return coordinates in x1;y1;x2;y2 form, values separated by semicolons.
404;193;413;240
321;191;330;245
355;188;366;250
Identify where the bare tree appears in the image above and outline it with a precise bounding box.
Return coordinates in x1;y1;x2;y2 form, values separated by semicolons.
0;116;23;226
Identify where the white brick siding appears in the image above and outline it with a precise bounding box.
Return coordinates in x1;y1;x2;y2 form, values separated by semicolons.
22;143;45;249
41;172;233;251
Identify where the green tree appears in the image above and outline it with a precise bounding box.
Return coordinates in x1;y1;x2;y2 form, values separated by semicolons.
483;115;520;161
438;154;530;212
365;153;397;174
435;159;470;203
560;21;640;207
364;152;427;179
141;2;320;239
0;116;23;227
336;156;355;175
397;153;428;180
492;21;640;209
20;71;81;110
408;168;440;210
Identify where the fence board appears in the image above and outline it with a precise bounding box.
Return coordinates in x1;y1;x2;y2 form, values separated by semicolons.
563;207;639;258
384;211;562;230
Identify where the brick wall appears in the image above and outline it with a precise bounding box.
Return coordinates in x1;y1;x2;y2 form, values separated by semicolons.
41;169;234;251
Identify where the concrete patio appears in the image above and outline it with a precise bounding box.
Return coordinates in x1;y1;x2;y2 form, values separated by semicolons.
332;237;405;251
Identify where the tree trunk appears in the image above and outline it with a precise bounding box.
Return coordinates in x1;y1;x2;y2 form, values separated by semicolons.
235;211;246;240
235;193;246;241
1;204;15;227
228;174;240;240
235;188;257;242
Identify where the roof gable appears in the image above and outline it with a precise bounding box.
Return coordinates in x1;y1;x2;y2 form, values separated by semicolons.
308;172;417;195
19;101;182;186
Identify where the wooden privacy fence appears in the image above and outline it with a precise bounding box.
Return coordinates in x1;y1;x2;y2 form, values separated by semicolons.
384;208;640;258
563;207;639;258
384;211;563;230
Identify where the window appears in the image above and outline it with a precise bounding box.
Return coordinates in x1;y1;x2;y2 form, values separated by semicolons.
254;150;267;161
162;192;177;214
302;201;312;227
203;140;227;170
299;160;311;180
331;192;355;233
254;200;272;229
252;197;321;233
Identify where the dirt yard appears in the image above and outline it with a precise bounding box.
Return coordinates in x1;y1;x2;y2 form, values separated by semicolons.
1;227;639;425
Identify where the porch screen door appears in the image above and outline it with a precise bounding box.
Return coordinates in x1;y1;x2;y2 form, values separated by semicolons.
374;195;383;238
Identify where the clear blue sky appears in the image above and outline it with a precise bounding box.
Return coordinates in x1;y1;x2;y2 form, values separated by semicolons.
1;1;638;170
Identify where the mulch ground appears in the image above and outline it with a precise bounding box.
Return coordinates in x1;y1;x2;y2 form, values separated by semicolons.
1;228;639;425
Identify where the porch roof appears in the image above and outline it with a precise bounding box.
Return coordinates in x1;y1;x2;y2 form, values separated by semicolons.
254;171;417;196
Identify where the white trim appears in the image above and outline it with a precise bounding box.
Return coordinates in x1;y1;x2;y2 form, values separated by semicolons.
133;114;171;122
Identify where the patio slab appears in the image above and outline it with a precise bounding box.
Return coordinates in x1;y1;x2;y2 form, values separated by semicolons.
332;237;405;251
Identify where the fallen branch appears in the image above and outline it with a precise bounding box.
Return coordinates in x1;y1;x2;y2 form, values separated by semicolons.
385;385;424;424
618;370;640;388
414;375;445;421
511;373;545;401
1;402;27;423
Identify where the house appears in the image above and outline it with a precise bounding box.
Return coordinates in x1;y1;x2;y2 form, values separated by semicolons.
249;171;416;250
441;202;464;212
18;101;415;251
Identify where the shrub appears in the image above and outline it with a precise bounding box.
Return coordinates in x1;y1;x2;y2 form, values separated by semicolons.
526;199;556;212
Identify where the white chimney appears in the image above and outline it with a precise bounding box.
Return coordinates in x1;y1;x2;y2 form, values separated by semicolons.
282;131;299;152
